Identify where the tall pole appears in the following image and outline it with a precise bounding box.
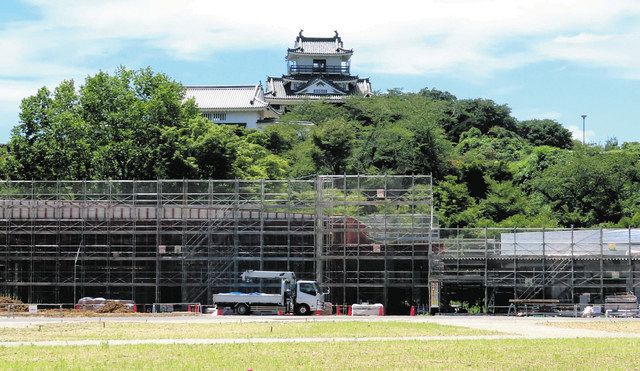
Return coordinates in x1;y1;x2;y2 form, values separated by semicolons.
581;115;587;144
73;245;81;305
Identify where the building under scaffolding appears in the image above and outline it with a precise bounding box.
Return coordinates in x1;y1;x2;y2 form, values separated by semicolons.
431;228;640;312
2;175;639;313
0;175;434;313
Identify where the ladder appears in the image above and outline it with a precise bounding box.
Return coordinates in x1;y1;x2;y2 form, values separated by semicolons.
518;258;572;300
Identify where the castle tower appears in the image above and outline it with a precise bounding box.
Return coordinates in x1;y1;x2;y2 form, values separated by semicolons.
265;30;372;109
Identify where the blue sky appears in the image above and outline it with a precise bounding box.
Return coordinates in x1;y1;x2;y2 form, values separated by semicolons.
1;0;640;143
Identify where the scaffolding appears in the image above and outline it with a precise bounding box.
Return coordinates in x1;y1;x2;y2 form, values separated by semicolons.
431;228;640;312
4;176;634;313
0;175;434;313
319;175;434;313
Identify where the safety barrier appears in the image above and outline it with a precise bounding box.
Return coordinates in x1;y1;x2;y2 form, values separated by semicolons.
333;303;386;316
151;302;202;314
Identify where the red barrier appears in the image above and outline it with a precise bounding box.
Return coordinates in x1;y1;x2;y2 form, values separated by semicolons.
378;306;384;316
335;305;341;316
409;306;416;316
217;307;223;316
133;304;137;313
347;306;352;316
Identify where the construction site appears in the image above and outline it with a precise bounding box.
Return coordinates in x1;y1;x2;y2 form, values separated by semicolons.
0;175;639;314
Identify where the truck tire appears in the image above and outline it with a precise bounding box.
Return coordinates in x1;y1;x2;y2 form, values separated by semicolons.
235;304;250;315
295;304;310;315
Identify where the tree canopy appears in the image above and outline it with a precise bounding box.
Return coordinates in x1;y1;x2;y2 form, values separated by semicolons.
6;67;287;180
4;67;640;229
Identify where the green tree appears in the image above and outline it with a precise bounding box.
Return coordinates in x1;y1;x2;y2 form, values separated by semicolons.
434;175;480;227
310;118;359;174
454;127;529;198
7;67;204;180
479;179;527;222
517;119;573;149
509;145;566;190
532;150;639;226
419;87;457;102
260;122;309;155
280;101;348;125
442;98;517;142
604;137;619;151
8;81;93;179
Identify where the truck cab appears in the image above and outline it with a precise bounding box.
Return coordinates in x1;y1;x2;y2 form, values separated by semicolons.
295;280;326;315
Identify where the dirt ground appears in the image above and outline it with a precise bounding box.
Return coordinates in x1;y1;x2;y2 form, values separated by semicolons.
1;314;639;340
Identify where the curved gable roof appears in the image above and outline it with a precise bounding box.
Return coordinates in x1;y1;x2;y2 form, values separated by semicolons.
287;30;353;55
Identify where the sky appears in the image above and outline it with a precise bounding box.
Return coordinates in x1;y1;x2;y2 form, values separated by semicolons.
1;0;640;144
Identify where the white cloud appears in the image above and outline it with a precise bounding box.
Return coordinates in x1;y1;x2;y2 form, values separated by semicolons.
536;28;640;79
568;125;596;143
0;0;640;135
513;108;562;121
10;0;640;77
0;80;44;104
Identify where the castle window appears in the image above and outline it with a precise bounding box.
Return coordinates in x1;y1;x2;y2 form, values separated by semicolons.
205;112;227;121
313;59;326;73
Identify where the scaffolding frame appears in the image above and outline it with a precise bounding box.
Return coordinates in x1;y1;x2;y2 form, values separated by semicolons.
0;175;435;312
431;227;640;312
3;177;639;313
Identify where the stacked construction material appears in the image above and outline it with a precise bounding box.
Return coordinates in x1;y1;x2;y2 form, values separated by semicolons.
604;293;638;317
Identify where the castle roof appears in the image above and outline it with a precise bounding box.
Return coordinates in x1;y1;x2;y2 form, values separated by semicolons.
287;30;353;56
184;85;269;111
265;76;371;102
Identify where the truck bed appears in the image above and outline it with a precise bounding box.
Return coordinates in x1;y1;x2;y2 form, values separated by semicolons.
212;292;283;305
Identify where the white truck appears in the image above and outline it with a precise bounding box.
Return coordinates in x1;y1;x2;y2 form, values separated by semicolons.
212;270;329;315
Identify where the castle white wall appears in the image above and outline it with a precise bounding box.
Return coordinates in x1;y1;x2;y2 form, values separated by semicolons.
205;110;262;129
293;55;343;68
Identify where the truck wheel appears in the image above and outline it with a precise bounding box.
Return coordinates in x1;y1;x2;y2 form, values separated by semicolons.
235;304;250;315
296;304;310;315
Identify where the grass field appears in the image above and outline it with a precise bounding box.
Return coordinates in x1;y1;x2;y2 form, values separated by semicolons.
544;320;640;334
1;338;640;369
0;321;494;342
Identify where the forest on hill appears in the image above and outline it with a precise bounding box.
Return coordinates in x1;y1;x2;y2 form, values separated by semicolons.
2;67;639;228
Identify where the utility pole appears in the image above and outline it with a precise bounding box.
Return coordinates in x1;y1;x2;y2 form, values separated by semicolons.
581;115;587;144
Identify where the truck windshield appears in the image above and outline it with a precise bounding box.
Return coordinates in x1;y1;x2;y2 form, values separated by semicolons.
299;282;316;295
314;283;322;294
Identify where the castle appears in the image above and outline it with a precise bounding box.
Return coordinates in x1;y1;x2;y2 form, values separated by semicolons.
184;31;372;129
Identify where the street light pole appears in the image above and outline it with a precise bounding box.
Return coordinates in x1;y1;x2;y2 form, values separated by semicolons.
581;115;587;144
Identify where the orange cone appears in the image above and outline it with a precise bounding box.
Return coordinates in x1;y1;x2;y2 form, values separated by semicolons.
336;305;341;316
409;306;416;316
347;306;352;316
